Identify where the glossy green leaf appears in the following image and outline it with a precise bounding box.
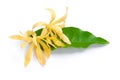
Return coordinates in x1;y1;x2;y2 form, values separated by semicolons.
36;28;43;36
35;27;109;48
62;27;109;48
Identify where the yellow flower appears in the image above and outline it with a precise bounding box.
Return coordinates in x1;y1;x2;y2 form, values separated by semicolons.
32;7;71;45
10;7;71;67
10;30;52;67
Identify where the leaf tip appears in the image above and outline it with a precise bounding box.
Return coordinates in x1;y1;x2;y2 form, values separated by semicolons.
96;37;109;44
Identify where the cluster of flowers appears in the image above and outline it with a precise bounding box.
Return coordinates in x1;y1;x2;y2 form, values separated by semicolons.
10;7;71;67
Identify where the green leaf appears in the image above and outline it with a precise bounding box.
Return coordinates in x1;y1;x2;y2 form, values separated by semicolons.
36;28;43;36
35;27;109;48
62;27;109;48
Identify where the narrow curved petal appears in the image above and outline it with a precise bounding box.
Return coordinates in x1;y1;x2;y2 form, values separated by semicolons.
24;43;34;67
46;37;56;48
46;8;56;23
35;44;46;66
10;35;32;41
59;34;71;44
59;22;65;28
32;22;47;29
40;28;48;37
39;40;51;58
32;34;37;46
52;25;71;44
10;35;24;40
52;7;68;25
51;36;65;47
52;25;63;33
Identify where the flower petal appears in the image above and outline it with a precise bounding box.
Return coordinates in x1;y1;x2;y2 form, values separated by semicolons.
10;35;32;41
46;37;56;48
32;22;47;29
51;36;65;47
24;43;34;67
52;26;71;44
52;25;63;33
35;44;46;66
58;22;65;28
39;40;51;58
32;34;37;46
59;34;71;44
10;35;24;40
52;7;68;25
40;28;48;37
46;8;56;23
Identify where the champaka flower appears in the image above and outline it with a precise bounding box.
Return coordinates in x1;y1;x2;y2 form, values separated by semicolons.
10;30;53;67
10;7;72;67
32;7;71;45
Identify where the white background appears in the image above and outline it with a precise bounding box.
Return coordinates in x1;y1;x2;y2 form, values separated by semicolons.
0;0;120;80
